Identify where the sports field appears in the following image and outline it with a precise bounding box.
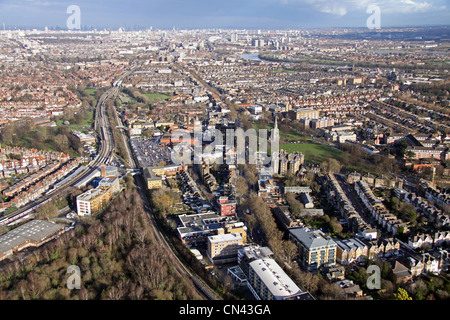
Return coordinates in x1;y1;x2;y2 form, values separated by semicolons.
144;93;171;102
279;142;342;163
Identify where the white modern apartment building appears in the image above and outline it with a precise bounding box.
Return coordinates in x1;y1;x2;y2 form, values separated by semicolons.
247;257;302;300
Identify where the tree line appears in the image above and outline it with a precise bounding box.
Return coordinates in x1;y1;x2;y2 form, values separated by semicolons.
147;185;240;300
0;119;85;157
240;193;347;299
0;186;203;300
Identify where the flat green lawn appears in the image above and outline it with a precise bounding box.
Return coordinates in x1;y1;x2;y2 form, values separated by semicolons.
280;142;342;163
85;88;97;98
55;110;94;133
144;93;171;102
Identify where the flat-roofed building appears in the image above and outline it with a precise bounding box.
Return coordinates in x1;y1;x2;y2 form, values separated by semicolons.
96;177;121;194
223;221;248;243
76;185;114;216
218;196;237;216
71;131;96;145
207;233;243;264
248;257;302;300
143;167;163;189
73;165;118;188
0;219;65;261
273;205;299;230
300;192;314;209
176;212;228;245
238;245;274;278
289;227;337;272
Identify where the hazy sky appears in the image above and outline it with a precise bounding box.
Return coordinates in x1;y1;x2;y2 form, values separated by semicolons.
0;0;449;29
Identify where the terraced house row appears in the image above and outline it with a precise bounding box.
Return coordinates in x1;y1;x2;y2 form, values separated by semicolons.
354;180;407;235
323;173;371;235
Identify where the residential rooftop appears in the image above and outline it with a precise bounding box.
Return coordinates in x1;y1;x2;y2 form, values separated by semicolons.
289;227;337;249
249;257;302;300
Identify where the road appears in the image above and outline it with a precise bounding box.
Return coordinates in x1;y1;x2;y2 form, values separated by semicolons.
105;70;220;301
0;76;123;226
335;174;374;227
1;66;220;300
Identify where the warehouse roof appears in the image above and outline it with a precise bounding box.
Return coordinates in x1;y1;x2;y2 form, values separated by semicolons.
0;219;65;257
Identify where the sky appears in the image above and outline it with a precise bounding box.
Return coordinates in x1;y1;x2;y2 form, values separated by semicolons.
0;0;449;30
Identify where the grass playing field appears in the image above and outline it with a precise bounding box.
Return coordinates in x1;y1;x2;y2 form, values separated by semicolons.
143;93;171;102
279;142;342;164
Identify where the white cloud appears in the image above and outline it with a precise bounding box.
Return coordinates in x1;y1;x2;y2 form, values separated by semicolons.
277;0;443;16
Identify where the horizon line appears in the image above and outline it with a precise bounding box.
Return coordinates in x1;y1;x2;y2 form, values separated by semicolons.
1;24;450;31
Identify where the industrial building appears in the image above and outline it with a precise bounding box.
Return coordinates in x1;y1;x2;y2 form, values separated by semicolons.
0;219;65;261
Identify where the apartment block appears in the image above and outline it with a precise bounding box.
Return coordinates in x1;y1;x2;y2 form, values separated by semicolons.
310;117;335;129
237;245;274;279
247;257;303;300
76;185;114;216
207;233;243;264
223;221;248;243
277;150;304;176
177;212;222;244
289;227;337;272
218;196;237;216
407;146;449;161
287;108;320;121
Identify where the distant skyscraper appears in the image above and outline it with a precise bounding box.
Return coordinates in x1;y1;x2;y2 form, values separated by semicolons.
252;39;264;47
231;33;238;42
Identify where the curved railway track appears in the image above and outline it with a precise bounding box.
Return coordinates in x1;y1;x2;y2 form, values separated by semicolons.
1;67;220;301
133;174;219;301
0;82;120;226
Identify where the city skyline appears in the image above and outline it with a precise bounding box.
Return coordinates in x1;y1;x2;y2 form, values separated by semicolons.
0;1;449;302
0;0;449;30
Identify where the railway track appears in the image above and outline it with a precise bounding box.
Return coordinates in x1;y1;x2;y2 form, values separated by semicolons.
0;83;120;226
133;174;219;300
114;101;219;299
1;66;220;301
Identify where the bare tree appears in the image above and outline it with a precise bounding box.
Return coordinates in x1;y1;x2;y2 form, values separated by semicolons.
35;201;59;220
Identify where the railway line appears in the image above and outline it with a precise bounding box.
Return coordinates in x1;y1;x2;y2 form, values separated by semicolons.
133;173;219;300
0;67;137;226
102;65;219;300
0;78;122;226
113;89;219;300
1;66;219;300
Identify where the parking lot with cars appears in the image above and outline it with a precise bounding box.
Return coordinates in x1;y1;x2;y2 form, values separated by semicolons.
130;136;172;167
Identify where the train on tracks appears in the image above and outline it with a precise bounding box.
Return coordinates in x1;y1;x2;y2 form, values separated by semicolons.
0;198;52;226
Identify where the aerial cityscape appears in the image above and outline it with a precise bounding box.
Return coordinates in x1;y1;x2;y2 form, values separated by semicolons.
0;0;449;309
